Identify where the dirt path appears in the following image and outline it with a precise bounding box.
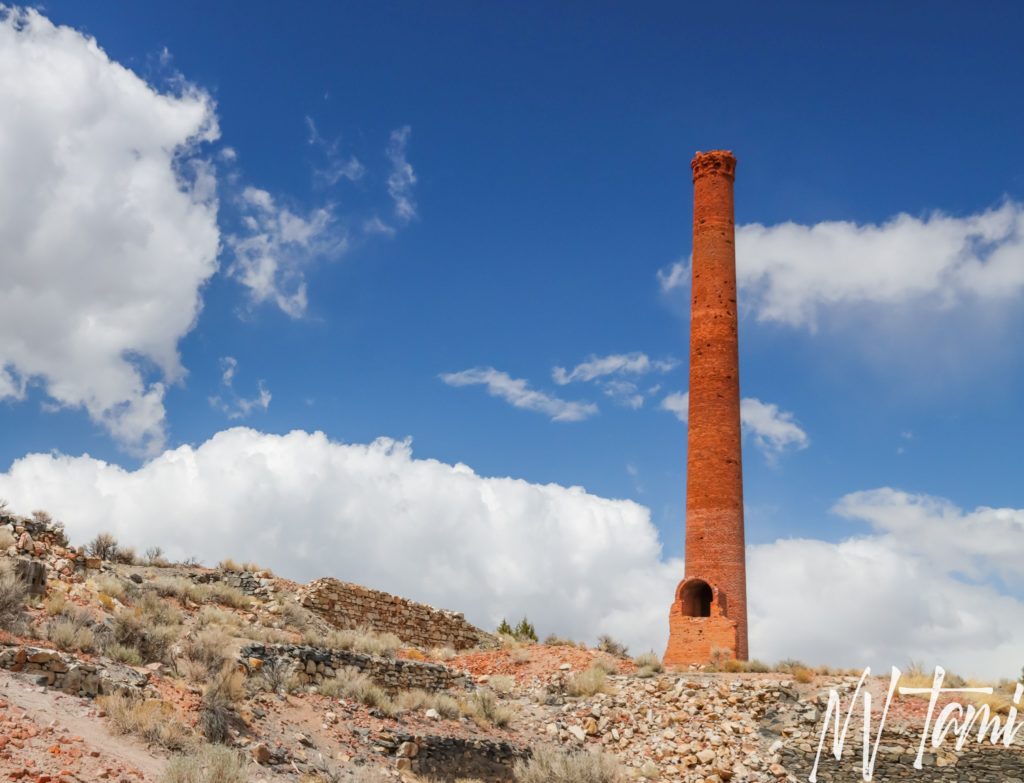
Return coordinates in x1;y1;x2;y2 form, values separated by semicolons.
0;668;168;781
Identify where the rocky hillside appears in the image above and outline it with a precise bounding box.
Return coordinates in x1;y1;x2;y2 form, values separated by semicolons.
1;507;1022;783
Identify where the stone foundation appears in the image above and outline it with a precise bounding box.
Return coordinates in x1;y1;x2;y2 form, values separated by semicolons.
375;729;525;782
664;578;738;667
300;577;493;650
0;643;150;699
782;742;1024;781
240;643;471;693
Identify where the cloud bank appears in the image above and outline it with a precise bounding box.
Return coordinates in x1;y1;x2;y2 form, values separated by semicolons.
0;428;676;652
0;430;1020;677
0;8;220;453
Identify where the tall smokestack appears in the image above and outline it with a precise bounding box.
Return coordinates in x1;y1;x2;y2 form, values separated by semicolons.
664;149;748;666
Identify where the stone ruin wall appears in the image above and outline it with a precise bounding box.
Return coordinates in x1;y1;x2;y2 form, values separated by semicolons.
299;577;493;651
1;511;96;591
782;743;1024;782
375;728;526;782
0;642;151;700
240;643;471;693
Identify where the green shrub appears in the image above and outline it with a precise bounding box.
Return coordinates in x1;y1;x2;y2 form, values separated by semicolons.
514;617;538;643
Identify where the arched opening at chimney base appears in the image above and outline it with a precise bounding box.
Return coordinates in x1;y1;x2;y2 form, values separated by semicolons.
679;579;713;618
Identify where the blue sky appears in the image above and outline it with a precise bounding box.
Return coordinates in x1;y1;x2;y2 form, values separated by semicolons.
2;3;1023;675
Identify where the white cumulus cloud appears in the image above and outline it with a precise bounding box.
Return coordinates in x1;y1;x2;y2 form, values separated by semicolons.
660;203;1024;330
0;428;678;652
0;8;220;454
661;392;809;458
441;367;597;422
0;433;1020;677
750;489;1024;679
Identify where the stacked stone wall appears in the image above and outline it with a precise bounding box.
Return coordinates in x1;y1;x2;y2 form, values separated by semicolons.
375;729;525;782
0;643;150;699
782;743;1024;781
240;643;471;693
1;511;88;584
300;577;493;650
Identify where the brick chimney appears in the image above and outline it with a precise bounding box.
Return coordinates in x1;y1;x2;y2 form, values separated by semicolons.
664;150;748;666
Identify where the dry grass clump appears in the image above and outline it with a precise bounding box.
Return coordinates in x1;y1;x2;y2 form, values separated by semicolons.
181;627;234;681
205;583;252;609
151;576;207;604
150;577;253;609
597;634;629;658
567;665;609;697
111;609;180;664
100;693;193;750
393;688;431;712
590;657;618;675
774;659;814;683
965;689;1017;716
489;674;515;694
392;687;498;722
44;591;67;616
161;744;250;783
138;591;184;626
277;600;310;630
429;646;457;662
46;610;97;653
510;646;531;664
303;626;401;658
112;546;139;565
0;561;27;631
244;625;292;645
462;689;514;727
95;574;128;602
199;665;245;743
544;634;583;648
218;559;270;575
326;666;395;714
514;745;624;783
106;643;143;665
197;606;243;629
632;651;663;678
391;690;461;719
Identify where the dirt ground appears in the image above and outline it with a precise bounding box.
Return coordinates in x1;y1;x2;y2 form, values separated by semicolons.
0;668;167;782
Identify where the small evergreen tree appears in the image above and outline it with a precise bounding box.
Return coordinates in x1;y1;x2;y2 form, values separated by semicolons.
514;617;538;643
496;618;514;637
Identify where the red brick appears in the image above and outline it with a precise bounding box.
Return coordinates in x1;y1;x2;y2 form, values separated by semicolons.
665;150;748;667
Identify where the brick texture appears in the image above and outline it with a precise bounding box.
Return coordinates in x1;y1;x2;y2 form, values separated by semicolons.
665;150;748;666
